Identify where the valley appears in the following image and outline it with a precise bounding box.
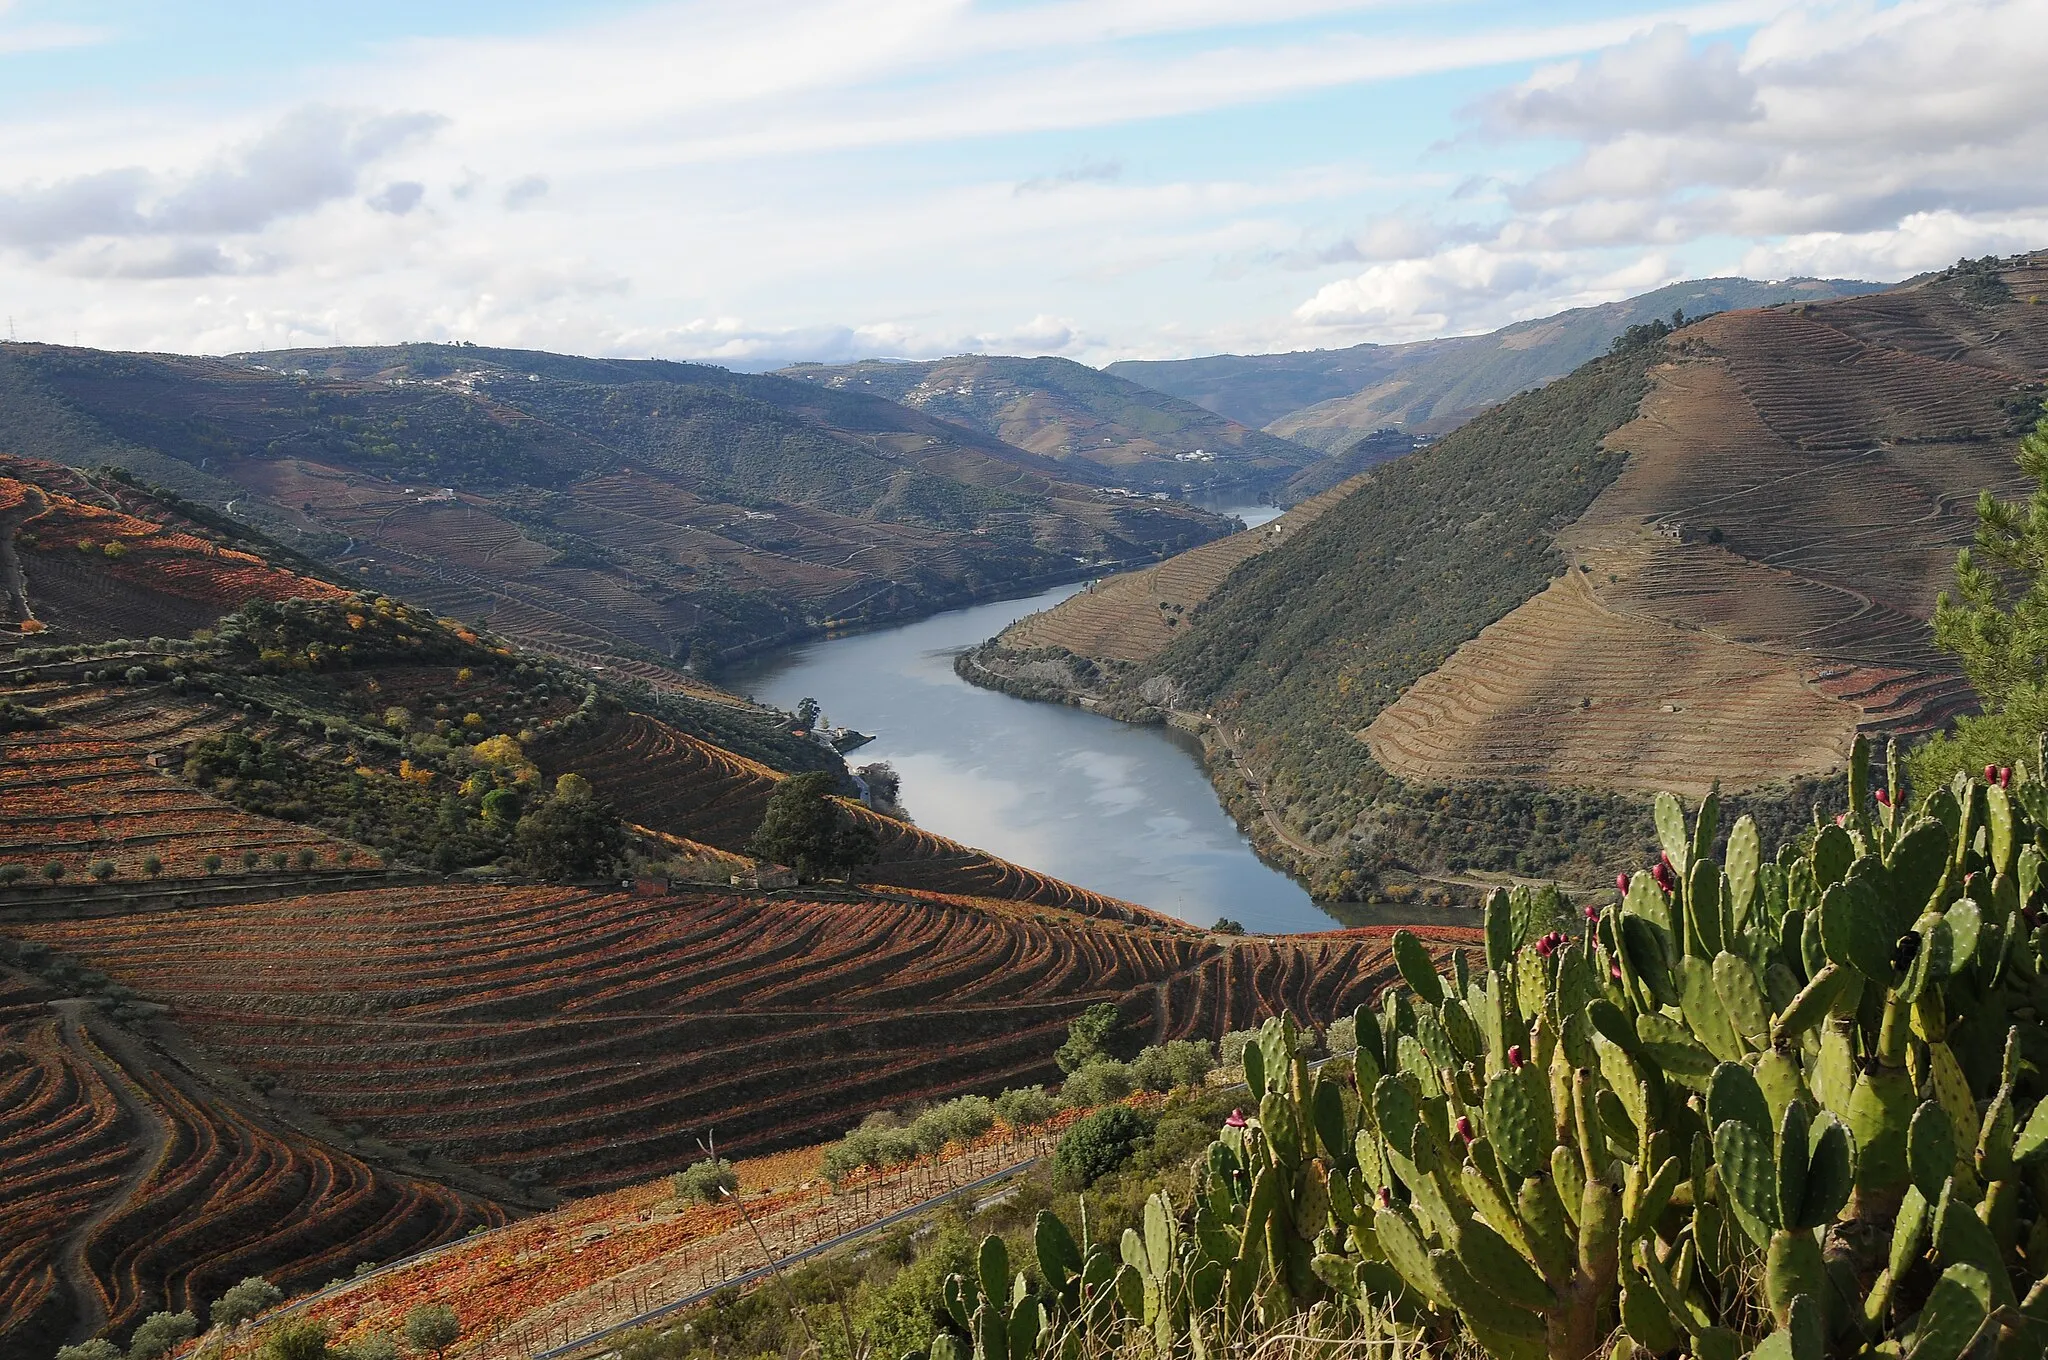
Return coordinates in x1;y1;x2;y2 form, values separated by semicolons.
0;459;1459;1357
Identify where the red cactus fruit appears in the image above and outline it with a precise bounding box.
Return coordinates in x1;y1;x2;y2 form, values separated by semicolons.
1874;788;1889;806
1225;1108;1247;1129
1615;872;1630;894
1986;765;1998;783
1456;1116;1474;1143
1584;904;1601;921
1507;1044;1524;1069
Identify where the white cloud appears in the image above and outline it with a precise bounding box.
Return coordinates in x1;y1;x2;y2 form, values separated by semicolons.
1294;0;2048;344
0;107;443;251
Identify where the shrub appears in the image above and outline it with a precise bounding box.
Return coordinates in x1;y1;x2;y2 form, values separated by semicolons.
41;860;65;883
1051;1104;1151;1189
1218;1027;1258;1073
296;848;317;870
908;1095;996;1155
241;851;259;870
0;864;24;885
333;1332;399;1360
268;851;288;871
89;859;117;882
1323;1014;1356;1054
210;1275;283;1326
671;1157;738;1204
402;1303;460;1359
256;1319;329;1360
203;853;223;875
1057;1059;1134;1108
1128;1039;1217;1092
141;854;163;878
993;1085;1056;1130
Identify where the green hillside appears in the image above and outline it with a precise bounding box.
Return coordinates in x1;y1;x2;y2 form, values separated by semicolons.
1108;276;1885;446
774;354;1322;492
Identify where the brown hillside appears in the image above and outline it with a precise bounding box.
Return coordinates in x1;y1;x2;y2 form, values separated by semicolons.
0;969;501;1358
0;457;346;644
1364;256;2048;792
1000;474;1371;664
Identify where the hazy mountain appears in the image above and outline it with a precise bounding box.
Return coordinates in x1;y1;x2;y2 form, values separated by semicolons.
775;353;1323;493
1108;276;1888;450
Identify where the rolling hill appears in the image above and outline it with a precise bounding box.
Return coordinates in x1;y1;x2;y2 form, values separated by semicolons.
1108;276;1887;449
773;354;1324;493
0;342;1229;675
969;254;2048;894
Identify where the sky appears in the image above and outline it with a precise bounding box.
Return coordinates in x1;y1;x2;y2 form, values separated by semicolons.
0;0;2043;368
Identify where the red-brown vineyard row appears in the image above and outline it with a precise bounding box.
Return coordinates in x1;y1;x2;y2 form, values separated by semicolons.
18;885;1476;1198
542;710;1170;922
0;974;500;1359
0;729;372;881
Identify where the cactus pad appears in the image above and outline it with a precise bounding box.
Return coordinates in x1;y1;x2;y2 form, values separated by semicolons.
1392;929;1444;1007
1482;1063;1553;1178
1713;1118;1779;1246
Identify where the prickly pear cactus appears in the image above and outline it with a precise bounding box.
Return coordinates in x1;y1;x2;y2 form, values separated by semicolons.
921;739;2048;1360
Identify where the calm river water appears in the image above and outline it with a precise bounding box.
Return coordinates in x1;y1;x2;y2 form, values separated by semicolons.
727;504;1356;931
729;507;1476;935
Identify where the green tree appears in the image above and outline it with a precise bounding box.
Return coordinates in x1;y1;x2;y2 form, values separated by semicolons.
513;774;625;879
1053;1001;1122;1074
1919;412;2048;787
1050;1104;1151;1189
41;860;65;883
479;787;521;830
141;854;163;879
126;1310;199;1360
402;1303;460;1360
210;1275;283;1327
55;1343;120;1360
746;773;878;882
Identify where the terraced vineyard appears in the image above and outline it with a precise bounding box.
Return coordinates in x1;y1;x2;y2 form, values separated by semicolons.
17;885;1472;1200
0;726;372;881
541;709;1165;921
0;458;347;644
0;972;499;1358
1364;257;2048;795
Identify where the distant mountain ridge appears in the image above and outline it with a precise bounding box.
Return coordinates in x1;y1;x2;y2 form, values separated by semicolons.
0;341;1228;672
1109;276;1888;450
774;353;1322;493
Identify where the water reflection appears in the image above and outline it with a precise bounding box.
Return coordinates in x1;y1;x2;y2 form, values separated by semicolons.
726;577;1343;933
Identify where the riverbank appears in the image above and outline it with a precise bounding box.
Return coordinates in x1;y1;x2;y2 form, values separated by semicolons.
953;640;1374;901
725;584;1343;934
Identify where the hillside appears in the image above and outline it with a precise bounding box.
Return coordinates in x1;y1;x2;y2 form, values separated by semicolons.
1108;275;1886;448
969;254;2048;894
773;355;1323;493
0;342;1228;673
